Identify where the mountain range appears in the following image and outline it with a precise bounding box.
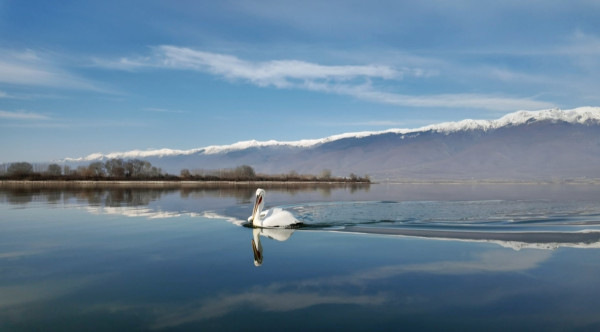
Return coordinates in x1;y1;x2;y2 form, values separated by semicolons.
66;107;600;181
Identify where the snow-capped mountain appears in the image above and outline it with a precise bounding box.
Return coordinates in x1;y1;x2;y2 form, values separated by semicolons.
65;107;600;181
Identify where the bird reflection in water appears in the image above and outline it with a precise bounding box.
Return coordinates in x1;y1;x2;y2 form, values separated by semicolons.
251;227;295;266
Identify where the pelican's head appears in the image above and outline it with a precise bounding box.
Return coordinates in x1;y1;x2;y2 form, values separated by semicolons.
250;188;266;225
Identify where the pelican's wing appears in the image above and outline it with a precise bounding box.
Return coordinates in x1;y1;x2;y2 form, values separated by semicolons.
261;208;298;228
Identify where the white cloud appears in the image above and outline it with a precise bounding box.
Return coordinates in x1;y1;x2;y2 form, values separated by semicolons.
0;50;104;91
559;30;600;56
0;110;49;120
347;120;410;126
557;31;600;72
100;45;401;88
142;107;187;114
304;81;555;111
317;119;415;127
97;46;555;111
92;56;153;71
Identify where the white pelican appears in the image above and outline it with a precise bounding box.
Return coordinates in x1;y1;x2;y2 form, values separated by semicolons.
248;188;300;228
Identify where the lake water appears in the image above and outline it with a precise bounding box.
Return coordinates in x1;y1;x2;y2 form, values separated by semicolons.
2;183;600;331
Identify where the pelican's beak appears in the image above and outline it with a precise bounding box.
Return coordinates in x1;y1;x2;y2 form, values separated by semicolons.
251;238;263;266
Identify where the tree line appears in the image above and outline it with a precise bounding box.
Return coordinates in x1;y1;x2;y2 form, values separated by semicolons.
180;165;370;182
0;160;370;183
0;159;164;180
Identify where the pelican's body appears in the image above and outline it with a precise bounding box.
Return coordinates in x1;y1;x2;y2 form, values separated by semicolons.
248;188;299;228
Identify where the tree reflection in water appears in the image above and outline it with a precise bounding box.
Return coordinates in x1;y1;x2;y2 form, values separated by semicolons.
0;182;371;207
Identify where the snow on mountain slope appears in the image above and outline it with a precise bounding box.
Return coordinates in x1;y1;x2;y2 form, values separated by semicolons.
65;107;600;162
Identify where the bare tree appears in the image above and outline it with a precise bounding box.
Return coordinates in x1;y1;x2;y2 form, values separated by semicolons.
105;159;125;178
33;163;48;173
287;170;299;180
150;166;161;177
47;164;62;176
137;160;153;177
88;162;105;177
7;162;33;177
180;169;191;178
234;165;256;179
319;169;332;180
77;166;92;177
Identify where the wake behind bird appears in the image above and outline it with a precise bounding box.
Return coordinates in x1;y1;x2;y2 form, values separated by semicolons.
219;190;600;250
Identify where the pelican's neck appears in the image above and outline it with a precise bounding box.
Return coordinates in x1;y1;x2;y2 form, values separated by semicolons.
253;204;263;227
252;192;265;227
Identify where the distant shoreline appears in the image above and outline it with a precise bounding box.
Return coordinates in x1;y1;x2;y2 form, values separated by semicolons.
384;179;600;185
1;179;598;188
0;180;371;188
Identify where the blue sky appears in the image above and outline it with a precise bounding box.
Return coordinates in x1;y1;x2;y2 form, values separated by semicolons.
1;0;599;162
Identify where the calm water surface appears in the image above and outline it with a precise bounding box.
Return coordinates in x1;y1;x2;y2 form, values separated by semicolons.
2;183;600;331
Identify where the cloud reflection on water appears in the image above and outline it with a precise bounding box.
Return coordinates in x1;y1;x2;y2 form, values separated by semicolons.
151;291;385;329
0;240;557;329
0;275;106;310
149;248;551;328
